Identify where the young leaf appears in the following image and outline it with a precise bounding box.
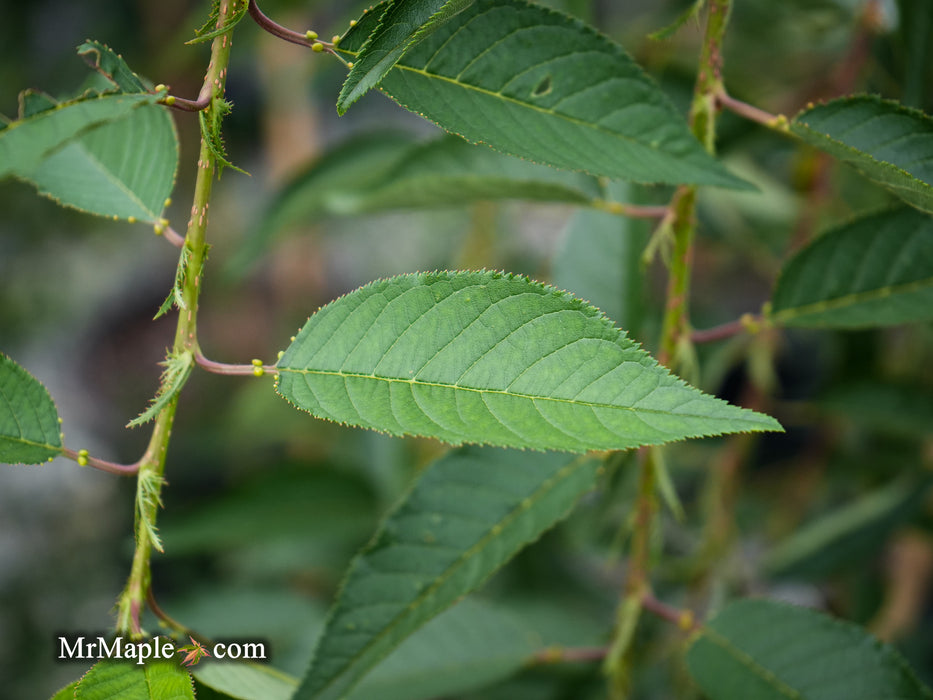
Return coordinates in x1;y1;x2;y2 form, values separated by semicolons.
340;0;752;189
295;446;600;700
78;40;148;93
74;660;196;700
28;102;178;222
790;95;933;213
275;271;780;453
338;0;474;114
770;207;933;328
0;353;64;465
127;349;194;427
193;661;297;700
347;598;540;700
686;599;933;700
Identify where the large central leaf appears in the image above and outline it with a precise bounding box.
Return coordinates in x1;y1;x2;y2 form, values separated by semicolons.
338;0;751;189
275;271;780;452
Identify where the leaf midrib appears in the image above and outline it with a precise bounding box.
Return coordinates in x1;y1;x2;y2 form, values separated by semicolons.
0;434;61;450
773;274;933;324
338;46;681;162
279;367;764;425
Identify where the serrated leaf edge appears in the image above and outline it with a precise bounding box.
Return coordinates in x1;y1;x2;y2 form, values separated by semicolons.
791;95;933;209
339;0;752;189
0;353;65;465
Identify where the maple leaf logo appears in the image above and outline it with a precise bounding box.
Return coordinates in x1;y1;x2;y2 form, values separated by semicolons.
176;636;211;667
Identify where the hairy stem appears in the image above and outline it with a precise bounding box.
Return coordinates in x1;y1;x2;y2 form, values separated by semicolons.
115;0;239;638
659;0;732;367
607;1;734;690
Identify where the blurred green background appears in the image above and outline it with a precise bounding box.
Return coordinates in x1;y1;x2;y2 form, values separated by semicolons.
2;0;932;697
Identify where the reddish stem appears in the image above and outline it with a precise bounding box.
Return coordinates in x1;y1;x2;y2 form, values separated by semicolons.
691;314;760;343
247;0;338;57
716;90;781;128
62;447;139;476
161;225;186;249
195;351;278;376
641;592;699;633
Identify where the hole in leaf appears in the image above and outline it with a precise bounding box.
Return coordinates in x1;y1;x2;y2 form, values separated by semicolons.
532;75;552;97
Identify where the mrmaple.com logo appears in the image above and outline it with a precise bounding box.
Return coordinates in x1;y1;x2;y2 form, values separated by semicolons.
57;634;268;666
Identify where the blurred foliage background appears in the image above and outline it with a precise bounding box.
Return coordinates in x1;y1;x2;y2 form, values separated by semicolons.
2;0;932;697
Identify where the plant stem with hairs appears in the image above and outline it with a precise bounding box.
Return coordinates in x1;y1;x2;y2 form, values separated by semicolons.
114;0;240;637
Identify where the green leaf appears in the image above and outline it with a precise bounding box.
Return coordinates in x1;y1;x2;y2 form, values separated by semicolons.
75;660;195;700
686;599;933;700
275;271;780;453
0;91;161;178
199;98;246;177
763;476;933;578
770;207;933;328
347;598;540;700
78;40;148;93
790;95;933;213
294;446;600;700
27;101;178;222
338;0;474;114
192;661;297;700
340;0;751;189
1;43;175;221
0;353;64;465
235;132;600;273
127;349;194;427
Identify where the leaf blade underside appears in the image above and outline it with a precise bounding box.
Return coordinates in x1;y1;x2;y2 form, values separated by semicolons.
338;0;752;189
